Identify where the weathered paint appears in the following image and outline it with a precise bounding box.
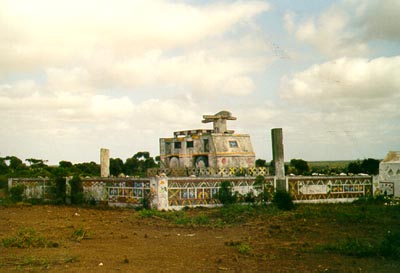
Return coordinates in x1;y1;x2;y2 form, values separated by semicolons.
160;111;255;169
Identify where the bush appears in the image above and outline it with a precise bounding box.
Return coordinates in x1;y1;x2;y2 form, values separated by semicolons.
272;190;294;210
217;181;236;205
140;189;153;209
9;184;25;202
69;176;84;205
53;176;66;204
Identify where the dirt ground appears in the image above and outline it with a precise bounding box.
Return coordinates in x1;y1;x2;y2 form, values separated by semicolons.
0;204;399;273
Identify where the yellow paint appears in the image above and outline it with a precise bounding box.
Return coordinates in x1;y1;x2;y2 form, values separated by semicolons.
163;152;254;157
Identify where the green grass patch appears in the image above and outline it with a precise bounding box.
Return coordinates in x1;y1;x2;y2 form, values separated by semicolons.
1;228;59;248
137;209;210;226
225;240;252;255
70;227;90;242
318;230;400;260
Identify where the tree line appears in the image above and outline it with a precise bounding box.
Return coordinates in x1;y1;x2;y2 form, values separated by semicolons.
256;158;380;176
0;152;159;189
0;154;380;189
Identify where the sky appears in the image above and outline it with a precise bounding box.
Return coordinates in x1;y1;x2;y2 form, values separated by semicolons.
0;0;399;165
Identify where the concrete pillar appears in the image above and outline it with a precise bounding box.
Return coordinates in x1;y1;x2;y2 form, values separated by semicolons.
157;175;169;210
271;128;286;191
100;148;110;177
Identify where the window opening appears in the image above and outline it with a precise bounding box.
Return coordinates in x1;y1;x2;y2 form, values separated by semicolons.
229;140;238;148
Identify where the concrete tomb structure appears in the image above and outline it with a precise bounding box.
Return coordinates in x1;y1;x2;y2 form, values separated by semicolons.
100;148;110;178
159;110;255;169
378;151;400;197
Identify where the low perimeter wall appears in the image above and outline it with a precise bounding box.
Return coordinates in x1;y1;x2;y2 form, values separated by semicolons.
288;176;373;203
9;175;374;209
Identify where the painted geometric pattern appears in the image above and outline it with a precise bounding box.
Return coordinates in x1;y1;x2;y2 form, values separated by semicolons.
288;176;373;201
167;177;274;207
379;182;394;196
82;178;151;204
10;178;55;200
148;167;269;177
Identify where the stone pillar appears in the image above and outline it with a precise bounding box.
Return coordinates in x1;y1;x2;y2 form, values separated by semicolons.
271;128;286;191
100;148;110;178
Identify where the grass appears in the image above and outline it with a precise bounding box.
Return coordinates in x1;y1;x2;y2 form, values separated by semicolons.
225;240;252;255
0;255;79;270
137;209;210;226
318;230;400;259
319;237;376;257
71;227;90;242
135;197;400;261
136;204;282;227
1;228;59;248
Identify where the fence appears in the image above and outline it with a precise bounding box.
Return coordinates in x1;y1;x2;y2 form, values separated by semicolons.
166;176;275;209
147;166;269;177
75;177;153;207
288;176;373;202
8;175;374;209
8;178;55;200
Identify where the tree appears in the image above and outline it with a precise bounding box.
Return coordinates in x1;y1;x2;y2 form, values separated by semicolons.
110;158;124;176
361;158;380;175
74;162;99;176
6;156;26;172
348;158;380;175
124;157;139;176
124;152;158;177
347;161;362;174
255;159;267;167
290;159;310;175
25;158;47;168
59;161;73;169
0;157;9;173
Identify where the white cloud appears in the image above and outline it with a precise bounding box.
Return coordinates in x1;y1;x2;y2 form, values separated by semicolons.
353;0;400;41
0;0;270;98
290;6;367;57
0;0;269;71
280;56;400;109
285;0;400;58
278;56;400;159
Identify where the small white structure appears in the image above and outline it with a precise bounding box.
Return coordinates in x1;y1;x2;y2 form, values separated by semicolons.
378;151;400;196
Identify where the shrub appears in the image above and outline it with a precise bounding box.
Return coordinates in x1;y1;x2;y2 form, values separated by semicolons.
53;176;66;204
272;190;294;210
9;184;25;202
69;176;83;205
244;191;256;203
217;181;236;205
141;189;153;209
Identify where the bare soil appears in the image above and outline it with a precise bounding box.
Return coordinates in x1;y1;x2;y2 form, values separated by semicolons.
0;204;398;272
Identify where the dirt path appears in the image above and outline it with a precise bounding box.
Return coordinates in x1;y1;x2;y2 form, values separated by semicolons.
0;205;398;272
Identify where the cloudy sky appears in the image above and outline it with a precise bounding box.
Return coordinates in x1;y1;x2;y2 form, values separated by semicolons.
1;0;399;164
